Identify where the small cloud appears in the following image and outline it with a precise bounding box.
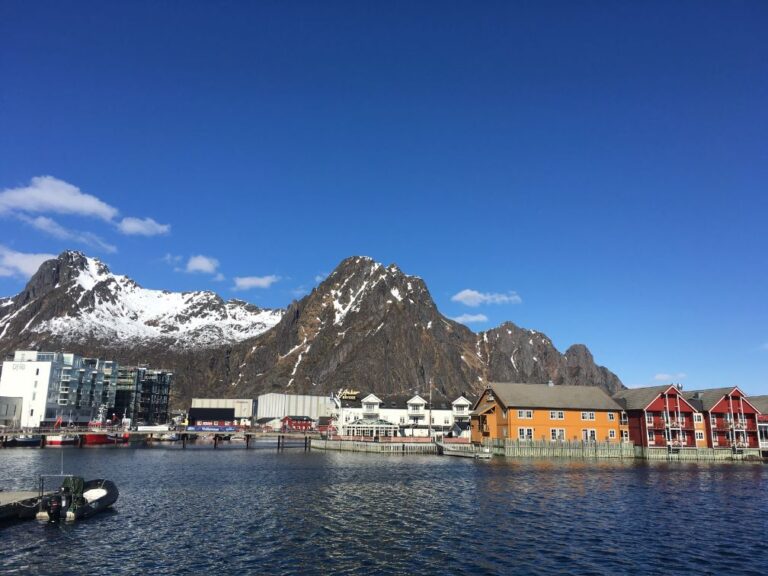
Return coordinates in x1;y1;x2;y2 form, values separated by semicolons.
186;255;220;274
654;373;687;382
0;176;118;221
213;273;225;282
18;215;117;253
162;253;182;265
451;289;522;307
233;275;280;291
315;273;327;283
118;217;170;236
452;313;489;324
0;245;56;278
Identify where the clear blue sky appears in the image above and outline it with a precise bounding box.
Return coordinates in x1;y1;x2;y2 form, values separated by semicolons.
1;1;766;392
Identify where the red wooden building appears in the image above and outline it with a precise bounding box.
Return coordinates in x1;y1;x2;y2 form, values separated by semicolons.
683;387;761;449
281;415;315;432
613;384;699;448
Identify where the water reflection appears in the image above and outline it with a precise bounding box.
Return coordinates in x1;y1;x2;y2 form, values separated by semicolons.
0;449;766;575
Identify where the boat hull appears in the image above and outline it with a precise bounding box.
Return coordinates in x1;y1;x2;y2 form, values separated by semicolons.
47;435;78;446
82;433;129;445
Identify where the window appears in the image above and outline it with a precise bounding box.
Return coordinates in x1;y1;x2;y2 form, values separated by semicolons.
678;415;685;425
710;414;717;425
399;417;405;424
694;414;703;423
549;411;564;420
647;429;655;444
609;429;616;439
581;412;595;421
550;428;565;441
608;413;615;421
430;417;434;424
32;392;36;401
695;431;704;440
36;368;39;375
502;409;508;420
646;412;654;424
517;410;533;419
621;430;629;442
518;427;533;440
444;417;449;425
582;429;596;441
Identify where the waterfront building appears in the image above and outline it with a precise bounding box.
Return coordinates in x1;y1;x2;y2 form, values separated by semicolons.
0;351;118;428
188;407;236;426
471;382;627;444
0;396;22;427
192;398;254;426
682;387;761;450
337;393;472;437
281;415;314;431
749;396;768;454
255;392;334;422
114;366;172;425
613;384;700;448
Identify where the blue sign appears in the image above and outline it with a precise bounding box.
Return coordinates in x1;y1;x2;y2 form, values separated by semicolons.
186;426;237;432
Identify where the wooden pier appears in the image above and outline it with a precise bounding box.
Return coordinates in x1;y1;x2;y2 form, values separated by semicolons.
0;491;48;522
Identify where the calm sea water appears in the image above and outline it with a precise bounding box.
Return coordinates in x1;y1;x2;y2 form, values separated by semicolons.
1;442;766;575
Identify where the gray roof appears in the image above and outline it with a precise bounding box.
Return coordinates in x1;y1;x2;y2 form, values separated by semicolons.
749;396;768;414
612;385;674;411
682;387;739;412
488;383;622;411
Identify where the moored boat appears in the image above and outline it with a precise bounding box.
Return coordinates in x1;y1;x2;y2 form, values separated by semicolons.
82;432;129;445
37;477;119;523
7;435;42;448
47;435;78;446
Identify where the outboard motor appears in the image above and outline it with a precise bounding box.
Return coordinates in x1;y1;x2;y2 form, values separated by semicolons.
46;495;62;523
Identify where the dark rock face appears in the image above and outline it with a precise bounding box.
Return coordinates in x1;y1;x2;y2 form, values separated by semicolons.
0;252;624;407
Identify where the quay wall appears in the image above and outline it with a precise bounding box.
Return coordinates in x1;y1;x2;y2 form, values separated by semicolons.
311;439;438;454
483;439;635;459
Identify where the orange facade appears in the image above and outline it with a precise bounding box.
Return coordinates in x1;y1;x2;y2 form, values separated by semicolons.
471;388;627;444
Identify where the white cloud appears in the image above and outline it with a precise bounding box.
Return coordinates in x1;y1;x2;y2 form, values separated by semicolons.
213;273;225;282
0;176;171;247
186;255;220;274
0;245;56;278
0;176;118;221
315;273;327;283
452;313;489;324
162;253;182;265
233;275;280;291
451;289;522;307
118;217;170;236
19;215;117;253
654;372;687;382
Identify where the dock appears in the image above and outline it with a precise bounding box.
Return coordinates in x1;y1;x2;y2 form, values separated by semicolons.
0;491;45;522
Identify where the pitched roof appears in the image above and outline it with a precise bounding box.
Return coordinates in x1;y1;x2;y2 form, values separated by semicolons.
488;383;622;411
749;395;768;414
682;387;738;412
612;385;674;411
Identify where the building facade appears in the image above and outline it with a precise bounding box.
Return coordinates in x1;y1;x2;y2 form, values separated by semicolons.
0;396;22;427
256;393;334;423
192;398;254;425
114;366;172;425
0;351;118;428
471;382;627;444
337;393;475;438
613;384;700;448
683;387;761;449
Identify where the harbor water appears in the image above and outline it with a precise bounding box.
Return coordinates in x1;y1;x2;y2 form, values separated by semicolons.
1;444;766;575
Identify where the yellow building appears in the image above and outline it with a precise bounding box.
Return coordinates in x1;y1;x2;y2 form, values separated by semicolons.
471;382;628;444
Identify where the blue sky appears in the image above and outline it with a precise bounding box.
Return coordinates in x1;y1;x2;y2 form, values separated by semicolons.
1;1;766;392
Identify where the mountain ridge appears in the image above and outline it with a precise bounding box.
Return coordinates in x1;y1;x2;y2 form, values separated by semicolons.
0;251;624;405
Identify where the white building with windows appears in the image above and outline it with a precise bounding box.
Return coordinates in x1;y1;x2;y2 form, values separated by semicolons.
336;393;473;438
0;351;118;428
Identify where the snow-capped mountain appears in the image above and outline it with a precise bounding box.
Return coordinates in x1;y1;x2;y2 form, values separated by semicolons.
0;251;282;350
0;252;623;405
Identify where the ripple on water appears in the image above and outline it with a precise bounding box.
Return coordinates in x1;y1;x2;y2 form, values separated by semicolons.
1;449;767;575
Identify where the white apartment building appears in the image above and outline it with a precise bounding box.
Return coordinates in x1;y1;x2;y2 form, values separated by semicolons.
337;393;473;438
0;351;118;428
